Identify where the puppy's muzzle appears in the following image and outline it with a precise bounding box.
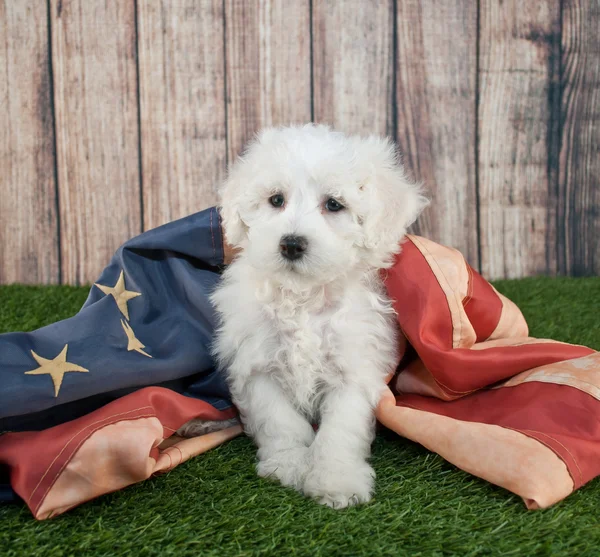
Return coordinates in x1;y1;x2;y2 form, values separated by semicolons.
279;235;308;261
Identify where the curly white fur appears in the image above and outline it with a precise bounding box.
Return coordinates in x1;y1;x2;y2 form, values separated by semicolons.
212;124;427;508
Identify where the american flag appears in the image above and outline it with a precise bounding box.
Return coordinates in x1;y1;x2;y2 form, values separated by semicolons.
1;210;599;519
0;208;240;518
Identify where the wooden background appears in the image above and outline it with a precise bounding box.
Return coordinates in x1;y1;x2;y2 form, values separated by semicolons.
1;0;598;284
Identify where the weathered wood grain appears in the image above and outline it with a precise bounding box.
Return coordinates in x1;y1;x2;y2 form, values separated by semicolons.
395;0;478;267
2;0;599;285
225;0;311;162
137;0;227;229
0;0;59;284
558;0;600;275
50;0;141;284
312;0;393;136
479;0;561;279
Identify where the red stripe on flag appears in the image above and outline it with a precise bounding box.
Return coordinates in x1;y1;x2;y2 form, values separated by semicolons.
463;265;503;342
0;387;236;516
396;382;600;489
386;240;594;396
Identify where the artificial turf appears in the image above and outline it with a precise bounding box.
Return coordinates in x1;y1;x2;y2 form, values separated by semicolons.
1;277;599;556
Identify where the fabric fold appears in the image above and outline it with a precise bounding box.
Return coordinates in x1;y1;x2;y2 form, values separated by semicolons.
378;235;599;508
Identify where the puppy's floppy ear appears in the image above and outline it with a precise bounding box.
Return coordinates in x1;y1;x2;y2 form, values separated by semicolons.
358;136;429;268
218;161;249;248
218;128;279;248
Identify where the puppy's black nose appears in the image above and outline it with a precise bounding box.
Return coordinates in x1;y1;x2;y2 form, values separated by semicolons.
280;235;308;261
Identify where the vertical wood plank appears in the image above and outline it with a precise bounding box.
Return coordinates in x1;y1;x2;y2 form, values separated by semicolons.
225;0;312;162
312;0;394;136
51;0;141;284
395;0;478;266
479;0;561;279
0;0;59;284
559;0;600;275
137;0;227;229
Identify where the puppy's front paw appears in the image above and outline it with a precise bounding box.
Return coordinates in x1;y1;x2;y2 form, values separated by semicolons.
303;460;375;509
257;447;310;490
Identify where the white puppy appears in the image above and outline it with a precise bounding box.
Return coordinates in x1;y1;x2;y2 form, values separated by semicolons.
212;124;426;508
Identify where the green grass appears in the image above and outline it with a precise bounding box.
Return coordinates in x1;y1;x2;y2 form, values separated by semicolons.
1;277;600;556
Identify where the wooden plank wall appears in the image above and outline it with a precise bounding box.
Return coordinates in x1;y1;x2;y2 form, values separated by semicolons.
559;0;600;276
137;0;227;231
479;0;561;279
396;0;479;267
225;0;312;163
313;0;394;137
50;1;142;285
0;1;59;284
0;0;598;284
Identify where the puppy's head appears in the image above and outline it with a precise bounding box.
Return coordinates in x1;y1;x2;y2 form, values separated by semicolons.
220;124;428;286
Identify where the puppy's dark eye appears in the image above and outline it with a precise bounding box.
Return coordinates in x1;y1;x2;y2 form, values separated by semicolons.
325;198;344;212
269;194;285;208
